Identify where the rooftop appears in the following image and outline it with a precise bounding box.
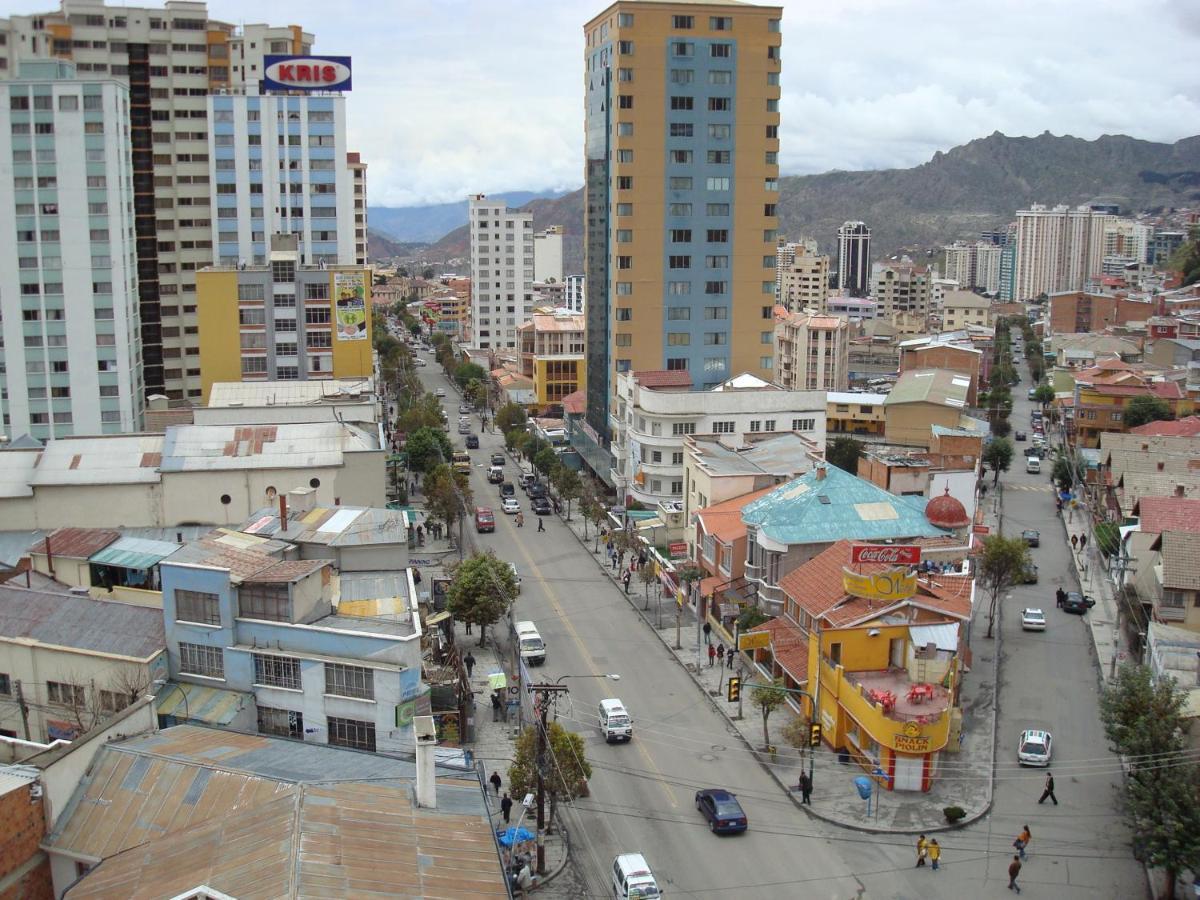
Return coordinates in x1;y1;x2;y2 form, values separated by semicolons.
30;434;165;487
29;527;121;560
1135;496;1200;534
1130;416;1200;437
711;372;780;392
687;432;819;479
884;370;971;409
1160;531;1200;590
742;466;947;547
160;422;379;472
0;586;164;660
162;534;321;584
827;392;887;405
241;504;409;548
206;379;376;407
48;725;507;899
632;369;693;390
695;484;778;544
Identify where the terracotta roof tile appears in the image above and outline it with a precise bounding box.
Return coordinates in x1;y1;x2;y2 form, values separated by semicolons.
1161;531;1200;590
634;369;692;389
695;485;777;543
1130;416;1200;437
1135;496;1200;534
749;616;809;682
562;390;586;415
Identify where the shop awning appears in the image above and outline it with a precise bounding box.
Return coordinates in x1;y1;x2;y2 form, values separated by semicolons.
425;610;451;626
89;536;180;570
488;672;508;691
156;682;250;726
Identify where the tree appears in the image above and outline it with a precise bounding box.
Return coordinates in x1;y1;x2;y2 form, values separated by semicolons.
638;558;657;610
826;437;864;475
424;463;472;540
1033;384;1055;408
673;564;704;650
406;426;452;474
445;552;516;647
524;436;551;465
396;394;446;434
505;428;530;456
508;719;591;828
751;678;788;750
982;438;1014;486
496;402;528;435
991;417;1012;438
454;362;487;389
464;379;487;410
534;446;559;480
978;534;1029;639
1124;395;1174;430
553;465;583;520
421;267;435;280
1099;664;1200;898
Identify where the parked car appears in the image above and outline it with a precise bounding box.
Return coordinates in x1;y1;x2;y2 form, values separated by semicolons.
499;482;515;499
435;388;445;397
532;496;552;516
1061;591;1095;614
1027;388;1038;400
1015;431;1027;441
459;403;473;414
1021;608;1046;631
518;472;536;489
488;466;505;484
694;789;748;834
465;434;479;449
474;507;495;533
1021;529;1040;547
501;497;521;515
490;453;505;467
1018;729;1053;766
528;482;548;500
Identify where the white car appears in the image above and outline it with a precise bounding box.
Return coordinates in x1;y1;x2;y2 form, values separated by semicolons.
1018;729;1053;766
435;388;446;397
501;497;520;515
414;358;427;367
1021;608;1046;631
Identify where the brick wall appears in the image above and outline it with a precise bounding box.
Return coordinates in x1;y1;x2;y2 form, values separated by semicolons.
0;782;52;900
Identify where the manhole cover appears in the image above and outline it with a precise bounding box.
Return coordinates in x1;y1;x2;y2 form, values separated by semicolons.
699;753;717;761
711;744;726;752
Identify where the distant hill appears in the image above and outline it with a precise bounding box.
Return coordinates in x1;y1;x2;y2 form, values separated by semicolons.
423;132;1200;270
366;229;428;261
368;190;571;243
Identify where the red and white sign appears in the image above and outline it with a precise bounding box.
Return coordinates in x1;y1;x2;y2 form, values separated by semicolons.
851;544;921;565
263;55;353;92
971;524;991;535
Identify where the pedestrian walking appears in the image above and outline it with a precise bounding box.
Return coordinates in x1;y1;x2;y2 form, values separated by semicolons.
928;839;941;871
501;792;513;825
622;569;632;594
489;771;502;796
1014;824;1030;860
1070;533;1079;551
1079;533;1088;553
1007;855;1022;893
416;524;424;542
707;643;716;667
464;619;472;635
464;651;476;679
638;550;647;570
703;621;712;645
516;512;524;528
727;646;735;668
1038;772;1057;805
491;692;502;722
1056;587;1066;608
716;643;726;665
915;834;928;867
537;516;545;533
798;771;812;805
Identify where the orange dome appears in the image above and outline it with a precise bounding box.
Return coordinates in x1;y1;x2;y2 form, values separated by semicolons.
926;487;969;529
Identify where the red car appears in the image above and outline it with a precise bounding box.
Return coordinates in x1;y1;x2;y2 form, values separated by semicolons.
474;507;495;533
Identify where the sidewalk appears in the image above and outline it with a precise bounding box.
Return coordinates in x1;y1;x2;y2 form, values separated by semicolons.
553;501;997;834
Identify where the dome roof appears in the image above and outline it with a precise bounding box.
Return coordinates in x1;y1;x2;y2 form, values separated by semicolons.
926;487;969;529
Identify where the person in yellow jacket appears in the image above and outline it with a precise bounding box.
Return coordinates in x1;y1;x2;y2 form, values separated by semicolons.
928;838;941;871
915;835;928;867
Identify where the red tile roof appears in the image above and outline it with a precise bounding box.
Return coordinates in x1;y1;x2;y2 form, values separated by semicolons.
562;390;586;416
1134;496;1200;534
1130;416;1200;437
695;485;777;544
778;540;889;619
634;370;692;389
30;528;121;560
749;616;809;682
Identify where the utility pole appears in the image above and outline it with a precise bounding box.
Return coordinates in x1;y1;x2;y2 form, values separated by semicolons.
14;680;30;741
529;683;567;875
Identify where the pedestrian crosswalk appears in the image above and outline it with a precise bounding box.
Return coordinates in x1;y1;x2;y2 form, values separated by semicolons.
1006;484;1056;493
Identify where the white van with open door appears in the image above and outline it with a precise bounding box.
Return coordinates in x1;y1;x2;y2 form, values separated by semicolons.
599;698;632;743
515;620;545;665
613;853;661;898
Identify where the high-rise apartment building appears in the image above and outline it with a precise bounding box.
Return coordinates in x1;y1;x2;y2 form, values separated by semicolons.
468;194;534;351
196;234;372;401
776;239;830;312
942;241;1003;296
534;225;564;284
0;60;144;439
582;1;783;452
871;258;931;324
836;221;871;296
1;1;314;403
348;152;368;266
1013;203;1111;301
208;92;354;267
774;312;849;391
565;274;586;313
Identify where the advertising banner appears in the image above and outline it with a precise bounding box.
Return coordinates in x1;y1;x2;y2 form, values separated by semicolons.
334;272;367;341
851;544;921;565
841;567;918;602
263;55;352;91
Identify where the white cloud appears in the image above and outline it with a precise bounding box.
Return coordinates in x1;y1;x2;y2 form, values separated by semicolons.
8;0;1199;205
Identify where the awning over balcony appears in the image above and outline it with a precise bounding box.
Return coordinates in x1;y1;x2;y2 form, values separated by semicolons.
909;623;959;652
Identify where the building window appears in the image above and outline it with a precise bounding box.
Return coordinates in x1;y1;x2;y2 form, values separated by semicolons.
254;653;301;690
706;177;730;191
792;418;815;431
0;674;9;696
669;96;693;111
713;421;735;434
749;420;762;433
669;69;693;85
667;332;691;346
327;716;376;751
258;706;304;738
763;420;777;432
178;642;224;679
672;14;693;28
325;663;374;701
238;583;290;622
175;589;220;626
704;332;727;345
667;306;691;320
760;356;774;369
99;690;130;714
672;422;697;436
47;681;86;707
618;94;633;109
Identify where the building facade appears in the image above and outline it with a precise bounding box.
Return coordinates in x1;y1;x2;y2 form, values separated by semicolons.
871;259;931;325
583;1;784;449
777;240;830;312
942;241;1002;295
940;290;993;331
0;1;314;403
837;221;871;296
0;60;144;440
1013;204;1111;301
774;312;849;391
533;225;563;284
348;152;367;266
518;310;586;409
197;234;372;399
468;193;533;351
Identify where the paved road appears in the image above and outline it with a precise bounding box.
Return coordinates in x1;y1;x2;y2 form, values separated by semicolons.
411;346;1145;898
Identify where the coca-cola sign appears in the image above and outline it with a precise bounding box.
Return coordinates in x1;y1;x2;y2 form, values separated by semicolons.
851;545;921;565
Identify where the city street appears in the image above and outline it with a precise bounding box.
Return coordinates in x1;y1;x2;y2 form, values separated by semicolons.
411;346;1147;898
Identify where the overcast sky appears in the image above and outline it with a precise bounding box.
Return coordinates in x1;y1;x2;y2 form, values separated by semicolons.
12;0;1200;206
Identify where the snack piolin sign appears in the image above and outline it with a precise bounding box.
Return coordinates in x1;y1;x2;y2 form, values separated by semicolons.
841;567;917;602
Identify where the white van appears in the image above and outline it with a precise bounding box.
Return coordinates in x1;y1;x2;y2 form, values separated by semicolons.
599;698;633;743
1025;456;1041;474
515;620;545;665
613;853;661;899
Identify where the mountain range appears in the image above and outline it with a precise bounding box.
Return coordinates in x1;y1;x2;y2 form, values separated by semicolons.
369;132;1200;271
368;190;569;244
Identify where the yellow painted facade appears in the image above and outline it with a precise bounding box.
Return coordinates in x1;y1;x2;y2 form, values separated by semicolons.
197;269;242;402
533;358;587;407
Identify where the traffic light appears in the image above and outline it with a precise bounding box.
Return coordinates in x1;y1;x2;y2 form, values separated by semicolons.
809;722;822;748
727;676;741;703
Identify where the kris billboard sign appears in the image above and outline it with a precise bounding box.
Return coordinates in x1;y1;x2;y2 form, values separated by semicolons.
264;55;352;92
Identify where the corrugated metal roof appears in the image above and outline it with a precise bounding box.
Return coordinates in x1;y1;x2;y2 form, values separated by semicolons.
910;623;960;652
30;528;121;560
159;422;379;473
884;369;971;408
89;536;181;570
207;378;375;407
0;449;39;498
29;435;165;486
0;586;164;659
156;682;251;726
0;766;39;798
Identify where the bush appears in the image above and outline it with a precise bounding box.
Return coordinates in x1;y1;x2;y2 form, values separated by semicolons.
737;607;769;632
943;805;966;823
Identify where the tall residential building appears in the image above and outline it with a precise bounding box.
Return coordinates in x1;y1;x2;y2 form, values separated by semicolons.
837;221;871;296
0;60;144;439
582;1;784;454
565;273;586;313
942;241;1003;295
196;234;372;401
871;258;931;324
468;193;533;351
518;309;586;408
1013;203;1111;300
533;225;564;283
348;152;368;266
776;239;830;312
208;92;354;268
1;1;314;403
774;312;849;391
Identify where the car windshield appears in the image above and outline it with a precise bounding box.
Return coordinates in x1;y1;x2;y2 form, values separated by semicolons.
1020;740;1046;755
521;638;544;651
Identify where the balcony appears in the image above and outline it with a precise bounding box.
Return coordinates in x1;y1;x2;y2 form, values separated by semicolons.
845;668;951;724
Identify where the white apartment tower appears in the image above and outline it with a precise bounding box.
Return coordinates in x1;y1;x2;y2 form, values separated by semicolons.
0;1;314;404
943;241;1003;296
533;225;563;284
0;61;143;439
1013;203;1111;300
837;221;871;296
776;240;831;313
468;194;534;351
348;152;368;267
